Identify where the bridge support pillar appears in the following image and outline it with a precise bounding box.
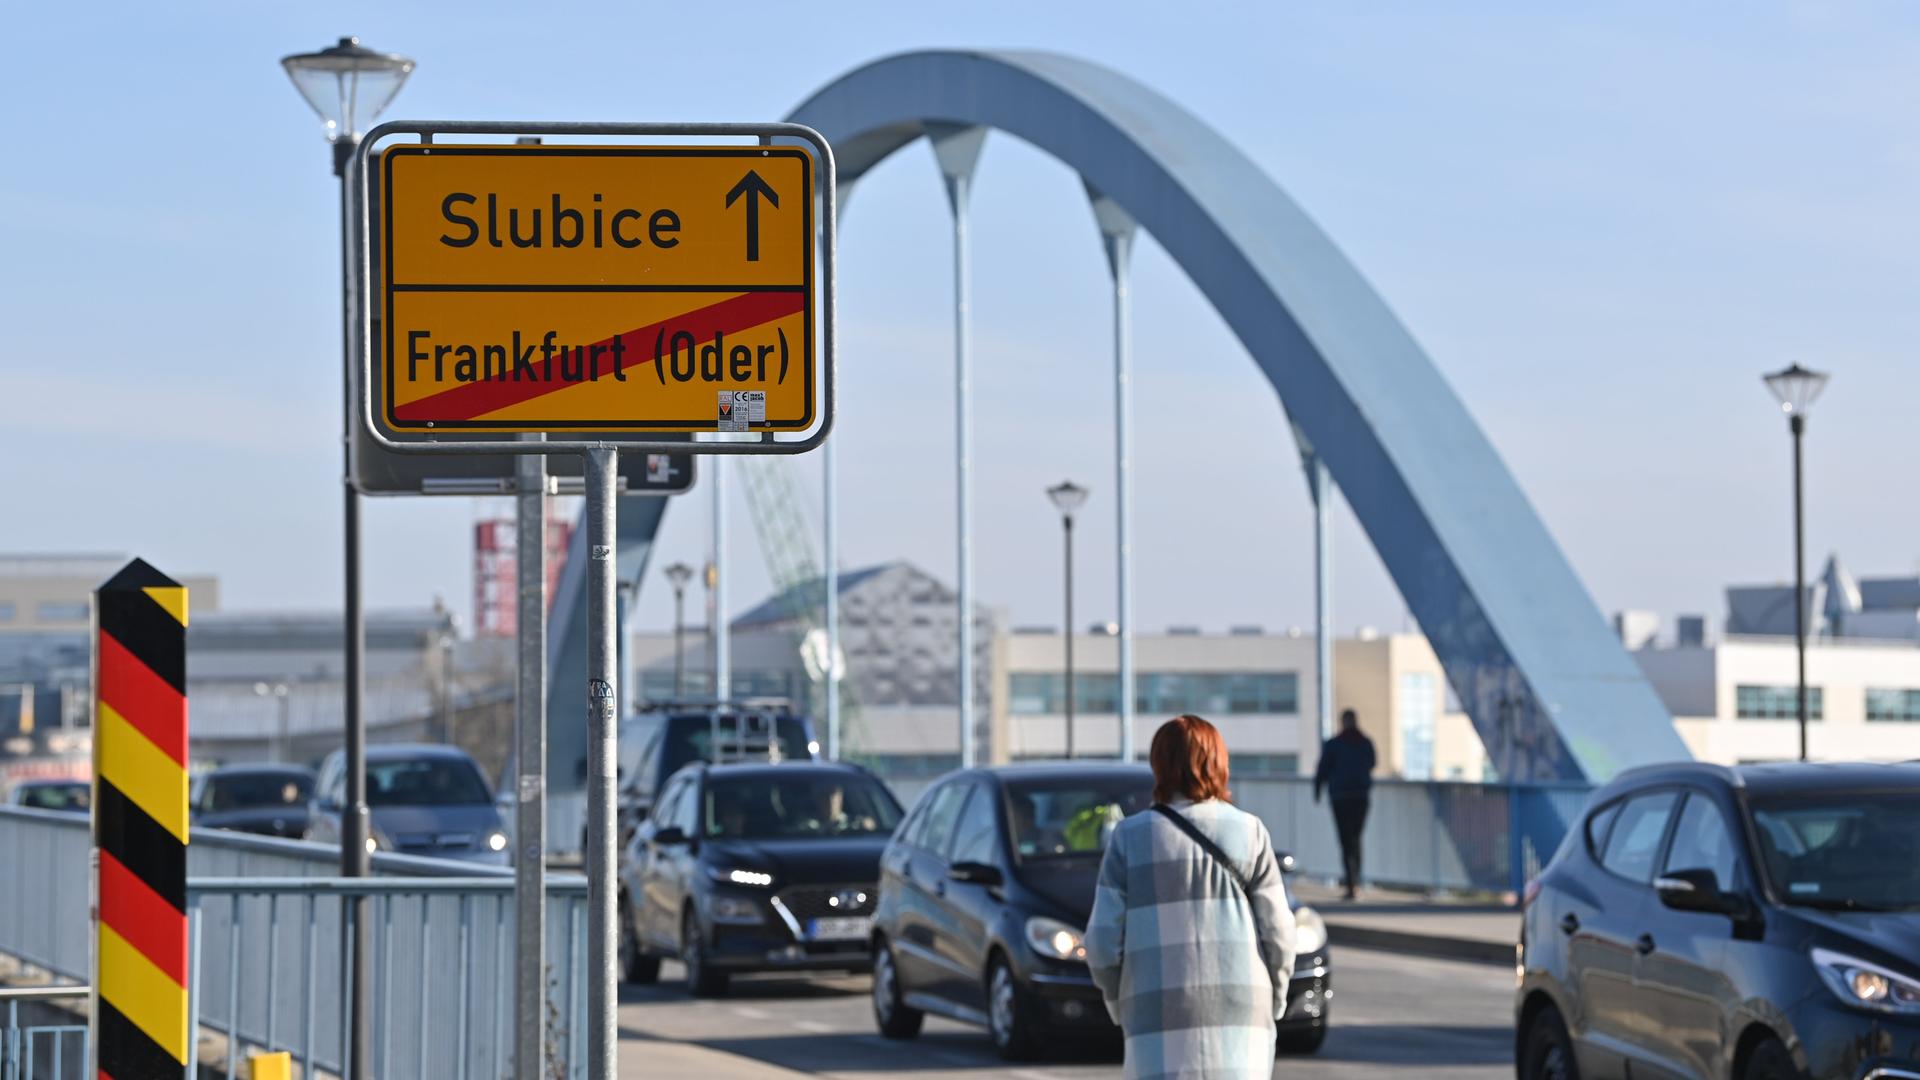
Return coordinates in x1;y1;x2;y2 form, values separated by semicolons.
1087;183;1138;761
929;123;988;768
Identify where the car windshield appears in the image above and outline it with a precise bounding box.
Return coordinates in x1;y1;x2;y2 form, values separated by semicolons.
702;773;901;839
662;714;812;778
206;773;311;812
367;758;491;807
1751;792;1920;910
19;782;89;812
1005;776;1153;860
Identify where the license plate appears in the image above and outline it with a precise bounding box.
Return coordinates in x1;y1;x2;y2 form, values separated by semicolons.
807;916;871;941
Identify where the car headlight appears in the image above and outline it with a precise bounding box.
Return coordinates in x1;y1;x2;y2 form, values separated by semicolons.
1025;916;1087;961
1812;948;1920;1014
1292;905;1328;956
705;865;774;888
486;831;508;852
710;895;763;925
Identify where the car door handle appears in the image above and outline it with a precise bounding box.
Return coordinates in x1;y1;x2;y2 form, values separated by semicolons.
1636;933;1657;956
1559;914;1580;936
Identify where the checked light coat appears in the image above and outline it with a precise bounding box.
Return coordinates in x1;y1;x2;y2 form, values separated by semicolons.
1085;798;1297;1080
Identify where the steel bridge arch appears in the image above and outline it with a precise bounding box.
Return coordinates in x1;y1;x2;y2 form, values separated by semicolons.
780;49;1685;781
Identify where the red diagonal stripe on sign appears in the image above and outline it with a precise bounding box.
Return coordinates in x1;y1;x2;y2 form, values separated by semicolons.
394;290;805;423
100;850;187;988
97;633;187;767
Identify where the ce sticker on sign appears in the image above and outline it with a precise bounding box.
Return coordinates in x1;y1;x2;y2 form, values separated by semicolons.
379;144;816;434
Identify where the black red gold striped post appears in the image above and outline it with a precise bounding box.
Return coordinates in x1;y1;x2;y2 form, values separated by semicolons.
92;558;189;1079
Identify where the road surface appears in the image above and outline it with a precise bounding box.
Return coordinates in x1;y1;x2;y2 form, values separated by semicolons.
616;945;1514;1078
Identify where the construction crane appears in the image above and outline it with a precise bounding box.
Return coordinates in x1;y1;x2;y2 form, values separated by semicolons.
735;455;864;756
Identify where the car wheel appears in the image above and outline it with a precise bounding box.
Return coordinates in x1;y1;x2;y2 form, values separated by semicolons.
1276;1023;1327;1055
871;937;924;1039
681;909;729;997
620;897;659;985
987;954;1042;1061
1743;1036;1801;1080
1519;1005;1581;1080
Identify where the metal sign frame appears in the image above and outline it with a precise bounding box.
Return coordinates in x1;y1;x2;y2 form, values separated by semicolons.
349;157;704;496
349;120;836;459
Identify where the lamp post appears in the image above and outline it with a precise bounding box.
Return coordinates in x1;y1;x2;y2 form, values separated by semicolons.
1762;363;1830;763
281;36;413;1080
664;563;695;697
1047;481;1089;758
253;681;291;762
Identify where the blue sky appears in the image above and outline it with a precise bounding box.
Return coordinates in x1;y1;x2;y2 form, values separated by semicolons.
4;2;1917;641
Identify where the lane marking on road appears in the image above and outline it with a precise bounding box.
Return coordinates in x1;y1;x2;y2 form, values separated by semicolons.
730;1006;776;1022
793;1020;835;1034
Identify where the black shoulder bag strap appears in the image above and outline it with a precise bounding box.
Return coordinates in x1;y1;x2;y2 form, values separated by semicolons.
1152;803;1282;982
1151;803;1255;896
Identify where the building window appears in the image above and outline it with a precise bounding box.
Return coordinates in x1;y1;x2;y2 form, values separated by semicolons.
1866;688;1920;723
0;602;14;622
639;670;714;702
35;601;89;622
1229;753;1300;777
1399;672;1436;781
1009;672;1298;716
1735;684;1823;721
1009;673;1056;714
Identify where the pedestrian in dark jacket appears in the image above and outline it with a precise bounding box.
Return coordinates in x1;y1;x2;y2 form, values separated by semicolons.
1313;709;1376;900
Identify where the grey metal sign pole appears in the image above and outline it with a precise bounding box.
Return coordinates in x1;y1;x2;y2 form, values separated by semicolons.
513;435;547;1079
584;448;619;1080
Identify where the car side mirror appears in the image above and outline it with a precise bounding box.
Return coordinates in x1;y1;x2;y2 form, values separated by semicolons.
1656;868;1743;917
948;861;1003;887
653;826;690;847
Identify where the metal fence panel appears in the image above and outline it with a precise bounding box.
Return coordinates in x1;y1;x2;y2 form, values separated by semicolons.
0;809;591;1079
2;988;89;1080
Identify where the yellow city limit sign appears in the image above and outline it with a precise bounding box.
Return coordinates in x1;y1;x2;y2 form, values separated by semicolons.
380;144;815;433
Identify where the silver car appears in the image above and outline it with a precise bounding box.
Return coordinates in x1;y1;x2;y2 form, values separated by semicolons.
308;745;510;866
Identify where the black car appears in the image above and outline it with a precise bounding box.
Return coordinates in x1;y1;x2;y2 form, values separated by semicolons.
618;760;904;995
190;764;315;838
612;702;821;849
1517;761;1920;1080
868;763;1332;1061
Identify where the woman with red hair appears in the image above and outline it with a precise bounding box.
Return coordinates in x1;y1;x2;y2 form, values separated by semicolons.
1084;715;1296;1078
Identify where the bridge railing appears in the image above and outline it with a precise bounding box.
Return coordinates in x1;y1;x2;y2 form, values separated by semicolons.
878;772;1595;898
189;876;589;1080
0;807;590;1079
1235;776;1595;896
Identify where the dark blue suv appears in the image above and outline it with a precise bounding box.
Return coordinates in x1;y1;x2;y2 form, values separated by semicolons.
1518;761;1920;1080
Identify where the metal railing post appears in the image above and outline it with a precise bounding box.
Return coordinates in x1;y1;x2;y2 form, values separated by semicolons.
226;898;241;1080
187;902;202;1079
1508;783;1528;899
302;894;317;1079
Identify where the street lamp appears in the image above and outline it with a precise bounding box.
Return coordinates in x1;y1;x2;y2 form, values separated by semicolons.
253;681;291;763
1762;363;1830;763
664;563;695;697
282;37;415;175
1047;480;1090;759
281;36;413;1080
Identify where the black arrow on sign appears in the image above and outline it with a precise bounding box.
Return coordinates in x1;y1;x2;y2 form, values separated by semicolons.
725;169;779;262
